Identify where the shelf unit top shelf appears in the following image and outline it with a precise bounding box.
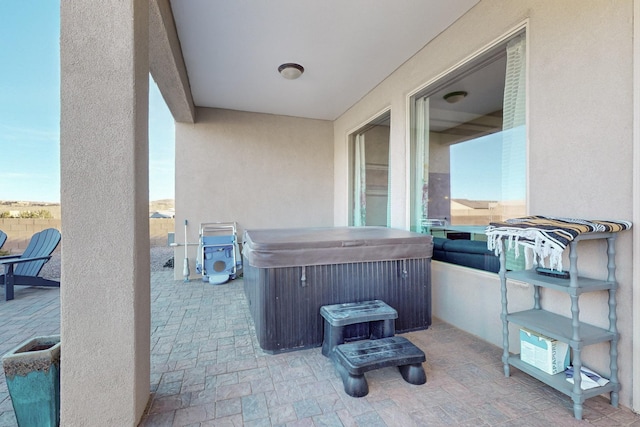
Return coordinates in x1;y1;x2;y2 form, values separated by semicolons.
570;231;616;241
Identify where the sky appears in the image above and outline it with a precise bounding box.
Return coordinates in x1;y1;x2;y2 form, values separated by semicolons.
450;132;502;201
450;128;526;202
0;1;175;203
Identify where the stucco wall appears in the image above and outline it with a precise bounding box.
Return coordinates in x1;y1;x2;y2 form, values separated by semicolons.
333;0;635;409
175;108;334;277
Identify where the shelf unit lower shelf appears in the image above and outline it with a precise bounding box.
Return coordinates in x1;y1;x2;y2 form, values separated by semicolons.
507;356;618;400
507;309;617;347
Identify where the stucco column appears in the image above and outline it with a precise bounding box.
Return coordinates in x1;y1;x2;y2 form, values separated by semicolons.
60;1;150;425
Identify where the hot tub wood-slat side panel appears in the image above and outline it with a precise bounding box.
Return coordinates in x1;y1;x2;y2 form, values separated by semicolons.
403;258;432;332
243;257;431;353
243;259;258;326
274;267;316;351
244;260;269;347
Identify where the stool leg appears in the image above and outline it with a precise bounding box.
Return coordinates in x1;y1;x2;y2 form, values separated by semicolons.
322;323;344;357
399;363;427;385
370;319;395;340
335;362;369;398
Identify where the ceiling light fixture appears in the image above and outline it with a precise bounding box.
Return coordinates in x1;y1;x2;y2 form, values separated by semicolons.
278;63;304;80
443;91;468;104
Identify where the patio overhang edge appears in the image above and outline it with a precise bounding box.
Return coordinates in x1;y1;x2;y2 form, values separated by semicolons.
149;0;195;124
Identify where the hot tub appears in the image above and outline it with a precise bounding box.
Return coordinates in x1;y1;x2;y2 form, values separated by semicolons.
242;226;433;353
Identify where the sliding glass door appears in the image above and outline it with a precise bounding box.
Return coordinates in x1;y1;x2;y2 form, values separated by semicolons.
350;111;391;227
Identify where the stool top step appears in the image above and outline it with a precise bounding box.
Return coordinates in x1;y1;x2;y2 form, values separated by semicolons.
333;336;425;375
320;300;397;326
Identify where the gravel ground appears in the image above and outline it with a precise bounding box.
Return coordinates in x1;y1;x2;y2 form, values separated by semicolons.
39;246;175;280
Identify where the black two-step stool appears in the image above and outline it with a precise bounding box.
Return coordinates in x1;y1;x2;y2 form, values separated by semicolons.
320;300;427;397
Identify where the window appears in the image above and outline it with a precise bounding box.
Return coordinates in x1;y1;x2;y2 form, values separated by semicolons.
409;33;526;232
349;111;390;227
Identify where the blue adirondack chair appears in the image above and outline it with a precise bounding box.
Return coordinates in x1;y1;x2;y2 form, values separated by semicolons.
0;228;61;301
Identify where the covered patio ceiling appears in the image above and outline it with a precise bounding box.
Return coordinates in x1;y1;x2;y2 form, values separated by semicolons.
160;0;480;121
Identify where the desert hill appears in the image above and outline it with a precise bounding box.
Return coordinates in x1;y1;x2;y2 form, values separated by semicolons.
1;199;175;219
149;199;175;212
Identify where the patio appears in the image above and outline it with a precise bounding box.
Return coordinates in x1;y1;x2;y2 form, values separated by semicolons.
0;271;639;426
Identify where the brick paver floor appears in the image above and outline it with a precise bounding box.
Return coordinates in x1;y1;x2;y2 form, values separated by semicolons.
1;270;639;426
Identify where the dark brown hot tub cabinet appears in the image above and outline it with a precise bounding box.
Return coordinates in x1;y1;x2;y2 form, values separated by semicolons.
242;227;433;353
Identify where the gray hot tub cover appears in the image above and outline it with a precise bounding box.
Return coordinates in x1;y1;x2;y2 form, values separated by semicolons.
243;226;433;268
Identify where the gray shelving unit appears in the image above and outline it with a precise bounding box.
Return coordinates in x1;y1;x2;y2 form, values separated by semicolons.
499;232;620;420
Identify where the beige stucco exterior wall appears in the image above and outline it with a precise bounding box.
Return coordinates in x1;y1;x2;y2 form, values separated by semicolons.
334;0;636;409
174;108;333;279
60;0;151;425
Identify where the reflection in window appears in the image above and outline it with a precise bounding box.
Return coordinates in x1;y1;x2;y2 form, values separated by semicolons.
410;33;526;231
